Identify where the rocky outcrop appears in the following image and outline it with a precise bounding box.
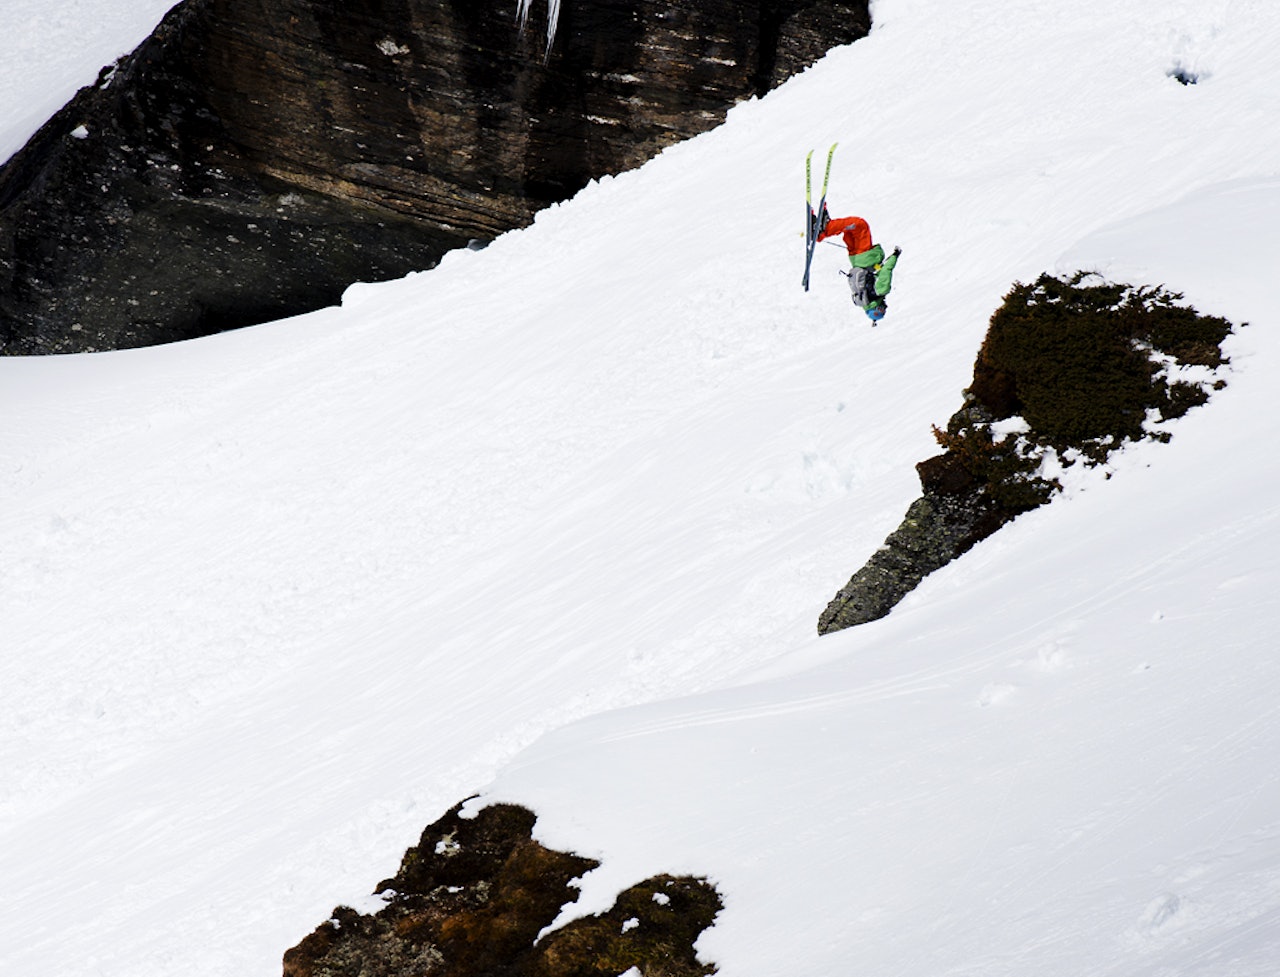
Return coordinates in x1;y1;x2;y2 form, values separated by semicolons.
818;273;1236;635
816;476;1003;634
283;800;722;977
0;0;870;353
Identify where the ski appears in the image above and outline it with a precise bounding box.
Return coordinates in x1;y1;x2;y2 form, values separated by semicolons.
802;143;837;291
802;149;814;290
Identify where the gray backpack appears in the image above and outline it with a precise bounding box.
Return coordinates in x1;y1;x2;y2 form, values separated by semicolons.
847;265;879;308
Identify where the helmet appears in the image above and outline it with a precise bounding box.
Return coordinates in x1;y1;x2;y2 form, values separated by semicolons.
865;304;886;322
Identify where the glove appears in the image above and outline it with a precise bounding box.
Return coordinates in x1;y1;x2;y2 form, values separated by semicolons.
892;246;902;258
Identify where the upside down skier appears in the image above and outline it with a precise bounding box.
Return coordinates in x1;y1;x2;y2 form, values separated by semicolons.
818;213;901;322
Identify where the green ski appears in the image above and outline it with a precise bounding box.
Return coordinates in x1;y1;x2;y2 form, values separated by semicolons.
802;143;837;291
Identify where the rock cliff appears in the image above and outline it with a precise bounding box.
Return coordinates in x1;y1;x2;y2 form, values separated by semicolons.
0;0;870;353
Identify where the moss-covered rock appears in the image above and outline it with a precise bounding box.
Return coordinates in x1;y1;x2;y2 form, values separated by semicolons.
531;875;721;977
283;801;721;977
818;272;1235;635
971;272;1231;452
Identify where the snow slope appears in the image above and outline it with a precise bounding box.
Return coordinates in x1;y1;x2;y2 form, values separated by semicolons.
0;0;177;162
3;1;1279;975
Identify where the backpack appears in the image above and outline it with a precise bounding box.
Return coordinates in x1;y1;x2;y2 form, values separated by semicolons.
847;263;881;308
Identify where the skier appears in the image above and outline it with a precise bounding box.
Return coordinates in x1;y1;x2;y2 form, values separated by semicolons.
818;213;900;322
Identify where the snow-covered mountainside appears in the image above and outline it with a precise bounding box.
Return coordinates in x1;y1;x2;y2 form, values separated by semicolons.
0;0;176;163
3;2;1279;976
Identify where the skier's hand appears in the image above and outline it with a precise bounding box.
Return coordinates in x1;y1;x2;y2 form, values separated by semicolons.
892;246;902;258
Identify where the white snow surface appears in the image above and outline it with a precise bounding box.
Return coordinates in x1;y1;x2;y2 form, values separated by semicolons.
0;0;178;163
3;1;1280;975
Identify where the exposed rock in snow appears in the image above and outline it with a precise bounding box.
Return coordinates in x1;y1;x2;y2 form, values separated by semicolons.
283;801;720;977
818;273;1235;634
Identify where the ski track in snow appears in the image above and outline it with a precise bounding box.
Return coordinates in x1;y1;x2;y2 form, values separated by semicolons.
3;1;1280;975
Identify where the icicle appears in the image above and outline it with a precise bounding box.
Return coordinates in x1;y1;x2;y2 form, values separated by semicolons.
547;0;561;46
515;0;560;57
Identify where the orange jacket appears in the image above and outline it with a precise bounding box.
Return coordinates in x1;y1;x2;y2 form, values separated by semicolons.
818;215;873;256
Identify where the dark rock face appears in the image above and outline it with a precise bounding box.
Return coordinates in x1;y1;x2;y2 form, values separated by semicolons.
283;800;722;977
0;0;870;353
